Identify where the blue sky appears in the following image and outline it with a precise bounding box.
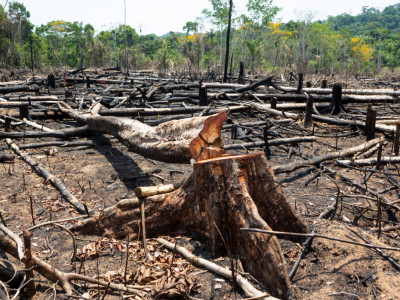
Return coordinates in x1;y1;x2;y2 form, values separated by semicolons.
2;0;400;35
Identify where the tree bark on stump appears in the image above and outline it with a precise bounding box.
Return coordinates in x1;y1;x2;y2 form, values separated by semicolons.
71;153;307;298
68;108;308;298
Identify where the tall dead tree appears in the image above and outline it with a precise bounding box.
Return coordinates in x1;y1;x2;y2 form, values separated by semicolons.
223;0;233;83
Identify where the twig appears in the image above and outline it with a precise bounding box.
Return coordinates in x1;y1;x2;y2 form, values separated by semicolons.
5;138;93;215
0;280;10;300
123;229;130;286
22;230;36;297
156;238;278;300
10;278;26;300
315;202;337;222
214;222;237;293
96;242;100;296
305;169;322;187
347;227;400;271
29;196;35;226
325;179;341;221
0;212;7;227
28;216;87;231
377;195;382;238
100;282;111;300
240;228;400;252
140;197;151;261
168;240;179;279
28;223;77;264
64;273;145;296
0;224;24;260
289;227;315;281
328;292;361;299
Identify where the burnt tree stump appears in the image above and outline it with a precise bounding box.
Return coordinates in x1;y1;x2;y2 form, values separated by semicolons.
238;61;245;84
47;74;55;89
70;112;308;299
329;83;343;115
295;73;304;94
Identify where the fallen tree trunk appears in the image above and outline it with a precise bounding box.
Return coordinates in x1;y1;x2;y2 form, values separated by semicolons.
0;125;89;139
0;85;39;94
273;137;385;173
337;156;400;167
6;139;91;215
8;111;64;120
173;92;400;103
0;101;58;107
251;103;396;134
4;96;59;101
223;136;317;150
96;105;247;117
65;76;129;85
58;102;227;163
278;87;400;96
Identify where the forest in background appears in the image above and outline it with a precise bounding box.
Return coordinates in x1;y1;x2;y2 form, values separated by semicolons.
1;0;400;76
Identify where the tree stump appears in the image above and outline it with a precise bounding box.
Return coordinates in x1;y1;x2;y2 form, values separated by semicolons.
70;111;308;299
72;153;307;298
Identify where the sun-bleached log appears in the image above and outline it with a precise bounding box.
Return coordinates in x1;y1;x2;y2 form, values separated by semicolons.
337;156;400;166
58;102;229;163
278;87;400;96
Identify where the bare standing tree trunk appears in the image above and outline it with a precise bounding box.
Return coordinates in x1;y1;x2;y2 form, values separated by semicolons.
219;26;223;66
18;17;25;68
223;0;233;83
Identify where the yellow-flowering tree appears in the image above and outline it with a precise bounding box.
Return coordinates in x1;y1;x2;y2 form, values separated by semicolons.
266;21;293;70
350;37;373;74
